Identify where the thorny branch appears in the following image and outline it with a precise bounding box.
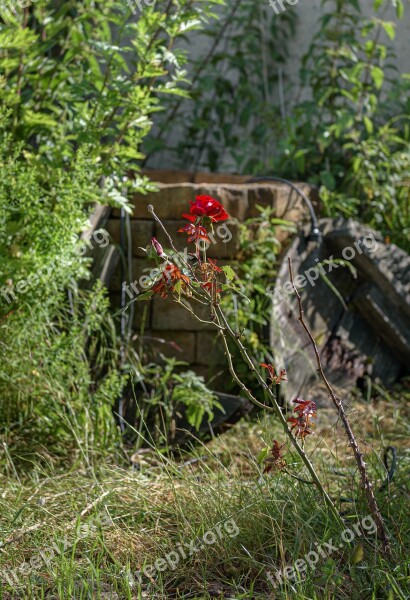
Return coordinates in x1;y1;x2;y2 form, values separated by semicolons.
288;257;390;554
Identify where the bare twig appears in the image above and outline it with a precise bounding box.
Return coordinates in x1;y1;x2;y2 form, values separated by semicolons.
288;258;390;554
214;306;344;526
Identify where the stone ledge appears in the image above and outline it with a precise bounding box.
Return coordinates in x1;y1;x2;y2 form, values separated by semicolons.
125;181;316;221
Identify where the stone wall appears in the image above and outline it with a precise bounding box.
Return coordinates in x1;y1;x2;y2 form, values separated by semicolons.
106;170;316;386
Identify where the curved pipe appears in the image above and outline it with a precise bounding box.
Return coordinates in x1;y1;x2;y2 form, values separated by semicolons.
247;175;322;242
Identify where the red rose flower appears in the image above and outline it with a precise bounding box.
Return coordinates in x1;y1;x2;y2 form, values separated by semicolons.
182;195;229;223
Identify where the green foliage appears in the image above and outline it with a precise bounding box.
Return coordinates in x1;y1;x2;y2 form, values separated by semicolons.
273;0;410;249
134;357;223;446
0;0;220;200
0;127;124;463
0;0;222;465
145;0;297;172
172;370;223;431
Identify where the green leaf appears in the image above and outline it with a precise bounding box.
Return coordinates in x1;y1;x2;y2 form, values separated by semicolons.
222;265;236;282
23;111;58;129
257;448;269;464
382;21;396;40
370;66;384;89
136;290;154;302
350;543;364;565
363;116;374;134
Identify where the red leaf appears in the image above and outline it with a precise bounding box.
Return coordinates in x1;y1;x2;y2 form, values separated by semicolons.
260;363;287;384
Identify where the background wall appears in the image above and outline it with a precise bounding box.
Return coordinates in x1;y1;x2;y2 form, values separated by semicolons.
283;0;410;87
146;0;410;172
106;172;315;386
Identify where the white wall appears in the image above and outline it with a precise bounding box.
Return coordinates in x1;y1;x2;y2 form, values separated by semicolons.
284;0;410;86
147;0;410;171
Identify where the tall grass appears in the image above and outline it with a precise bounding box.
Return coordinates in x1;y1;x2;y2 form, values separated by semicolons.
0;398;408;599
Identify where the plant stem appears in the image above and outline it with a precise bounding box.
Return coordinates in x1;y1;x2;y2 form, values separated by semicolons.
214;305;344;527
147;206;343;527
288;258;390;554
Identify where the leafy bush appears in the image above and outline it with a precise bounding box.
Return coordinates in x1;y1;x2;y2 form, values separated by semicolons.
0;0;221;466
0;0;220;196
0;123;123;463
136;358;223;445
273;0;410;249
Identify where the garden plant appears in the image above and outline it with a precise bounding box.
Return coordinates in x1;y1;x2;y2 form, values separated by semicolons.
142;194;391;553
0;0;408;598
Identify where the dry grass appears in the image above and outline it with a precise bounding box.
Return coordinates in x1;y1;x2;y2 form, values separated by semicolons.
0;392;408;599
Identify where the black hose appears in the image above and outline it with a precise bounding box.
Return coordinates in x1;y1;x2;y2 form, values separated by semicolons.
246;175;322;242
379;446;397;492
338;446;398;509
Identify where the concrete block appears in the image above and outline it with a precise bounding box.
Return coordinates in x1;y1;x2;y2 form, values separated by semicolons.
196;332;225;365
152;297;216;331
144;330;196;363
105;219;154;257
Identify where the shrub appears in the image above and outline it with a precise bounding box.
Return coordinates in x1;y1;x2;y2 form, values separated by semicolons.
0;0;221;466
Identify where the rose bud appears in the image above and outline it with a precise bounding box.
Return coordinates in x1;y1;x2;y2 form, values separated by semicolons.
151;237;166;258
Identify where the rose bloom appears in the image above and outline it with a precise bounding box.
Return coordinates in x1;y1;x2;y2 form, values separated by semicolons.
182;195;228;223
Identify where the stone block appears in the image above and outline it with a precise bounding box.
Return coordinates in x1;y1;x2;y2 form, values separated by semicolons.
196;332;225;365
217;185;249;220
193;172;249;185
275;186;306;219
132;184;196;219
206;222;240;259
142;169;195;184
105;218;154;257
109;258;158;292
145;330;196;363
195;185;221;199
247;185;277;218
152;297;216;331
